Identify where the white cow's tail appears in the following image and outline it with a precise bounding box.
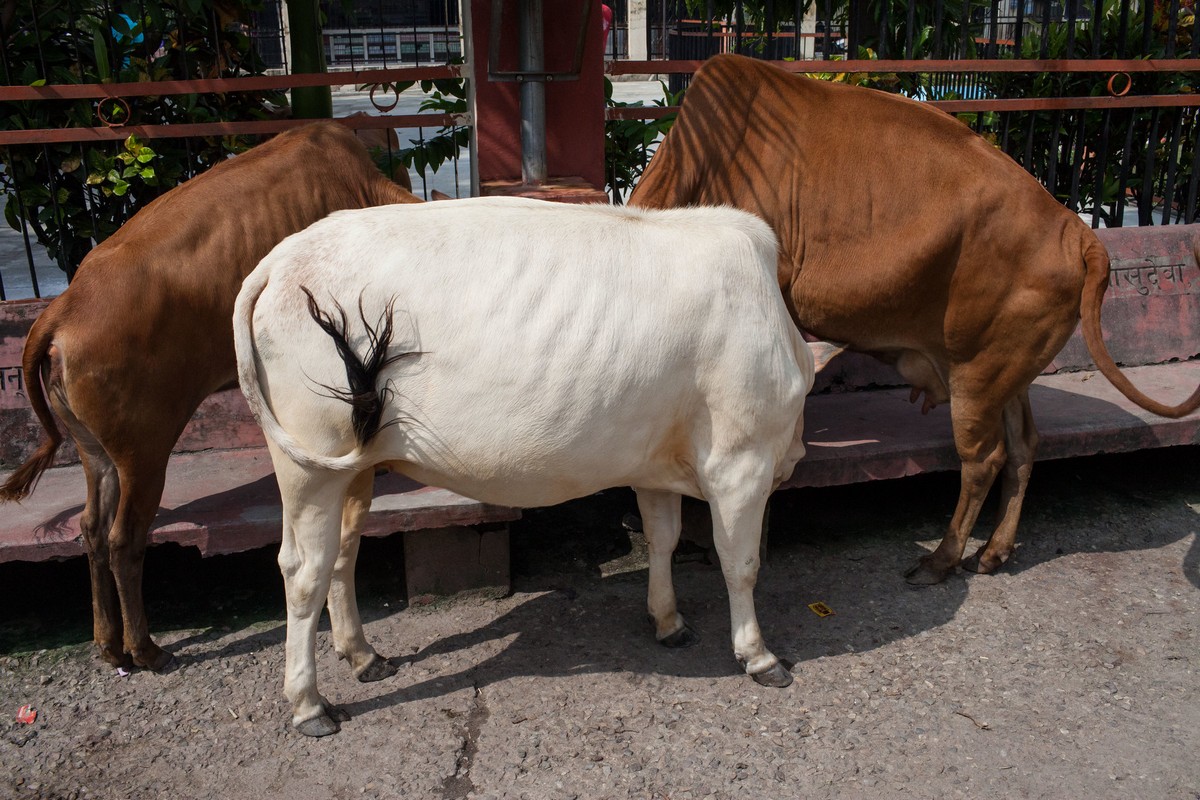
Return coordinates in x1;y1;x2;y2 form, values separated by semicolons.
233;261;374;473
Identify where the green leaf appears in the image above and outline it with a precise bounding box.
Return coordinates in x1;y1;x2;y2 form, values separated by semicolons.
4;197;20;232
93;31;111;82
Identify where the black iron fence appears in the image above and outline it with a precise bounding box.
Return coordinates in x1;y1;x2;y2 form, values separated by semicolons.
6;1;1198;299
0;0;471;300
619;0;1198;228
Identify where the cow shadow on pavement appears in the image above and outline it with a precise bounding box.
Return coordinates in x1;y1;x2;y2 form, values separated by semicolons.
329;445;1197;720
146;443;1195;713
994;444;1199;584
336;484;972;719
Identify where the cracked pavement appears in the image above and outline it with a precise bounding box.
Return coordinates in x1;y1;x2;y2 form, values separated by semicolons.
1;446;1197;799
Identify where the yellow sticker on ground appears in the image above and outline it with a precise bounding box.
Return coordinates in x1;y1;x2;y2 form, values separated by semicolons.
808;602;835;617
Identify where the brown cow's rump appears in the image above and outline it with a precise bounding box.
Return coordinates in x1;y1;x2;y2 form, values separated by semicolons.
631;53;1199;583
1;122;419;673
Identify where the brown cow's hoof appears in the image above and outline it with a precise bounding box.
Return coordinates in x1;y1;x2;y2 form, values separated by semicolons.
961;548;1008;575
97;645;133;670
356;655;398;683
751;662;793;688
296;714;341;738
659;624;699;649
904;557;953;585
134;646;175;673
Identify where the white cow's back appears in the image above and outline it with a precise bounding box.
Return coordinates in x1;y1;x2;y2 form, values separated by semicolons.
239;197;812;507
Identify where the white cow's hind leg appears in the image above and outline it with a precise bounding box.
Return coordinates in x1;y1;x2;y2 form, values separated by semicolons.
705;460;791;688
273;448;356;737
327;468;397;683
634;489;697;647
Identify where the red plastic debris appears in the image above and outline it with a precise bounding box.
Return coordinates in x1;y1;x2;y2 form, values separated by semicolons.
16;705;36;724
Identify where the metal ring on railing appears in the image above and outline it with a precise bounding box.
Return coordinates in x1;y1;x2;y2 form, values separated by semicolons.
368;83;400;113
1107;72;1132;98
96;97;131;126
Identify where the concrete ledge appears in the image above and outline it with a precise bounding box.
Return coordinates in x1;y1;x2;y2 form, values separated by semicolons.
2;224;1196;587
404;525;510;601
0;447;521;567
789;360;1200;489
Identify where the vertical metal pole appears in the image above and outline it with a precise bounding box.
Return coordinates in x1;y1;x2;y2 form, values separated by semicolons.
280;0;293;71
462;0;479;197
518;0;546;186
1184;111;1200;222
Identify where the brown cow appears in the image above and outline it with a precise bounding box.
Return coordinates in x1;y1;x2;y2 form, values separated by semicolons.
0;121;419;674
630;54;1200;584
346;111;414;192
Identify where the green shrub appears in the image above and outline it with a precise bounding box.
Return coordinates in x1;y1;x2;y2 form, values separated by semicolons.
1;1;285;276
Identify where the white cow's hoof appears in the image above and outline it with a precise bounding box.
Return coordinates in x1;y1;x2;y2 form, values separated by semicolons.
659;624;699;648
751;662;793;688
356;654;398;683
296;714;340;737
295;701;350;737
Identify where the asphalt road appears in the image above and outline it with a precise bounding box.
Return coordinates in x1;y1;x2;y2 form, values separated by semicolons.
1;445;1196;799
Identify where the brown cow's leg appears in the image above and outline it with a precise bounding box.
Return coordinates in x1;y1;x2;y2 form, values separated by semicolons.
46;388;129;667
963;390;1039;574
108;458;173;671
76;443;128;668
905;395;1008;585
635;488;696;647
327;468;396;682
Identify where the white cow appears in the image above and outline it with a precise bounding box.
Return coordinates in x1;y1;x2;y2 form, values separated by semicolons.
234;197;815;737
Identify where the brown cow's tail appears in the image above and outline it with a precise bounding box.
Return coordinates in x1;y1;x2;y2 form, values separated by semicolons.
1080;238;1200;418
0;314;64;502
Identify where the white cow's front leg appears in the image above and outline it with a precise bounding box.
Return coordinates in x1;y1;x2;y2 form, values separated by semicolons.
274;452;356;736
706;467;791;688
634;489;697;647
327;468;396;683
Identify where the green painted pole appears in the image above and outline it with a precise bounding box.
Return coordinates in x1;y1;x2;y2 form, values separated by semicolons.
286;0;332;119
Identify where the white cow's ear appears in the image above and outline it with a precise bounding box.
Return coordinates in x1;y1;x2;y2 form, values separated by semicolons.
809;341;847;374
430;190;452;201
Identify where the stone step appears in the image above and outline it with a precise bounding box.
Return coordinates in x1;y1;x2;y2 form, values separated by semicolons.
791;360;1200;488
